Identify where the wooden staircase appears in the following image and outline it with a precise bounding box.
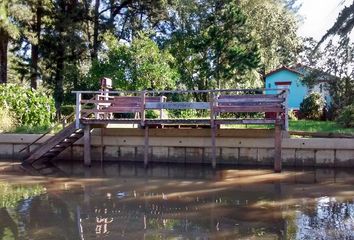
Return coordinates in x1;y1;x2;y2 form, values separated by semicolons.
22;122;83;165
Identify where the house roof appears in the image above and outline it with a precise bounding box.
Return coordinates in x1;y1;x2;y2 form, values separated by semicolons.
264;66;302;78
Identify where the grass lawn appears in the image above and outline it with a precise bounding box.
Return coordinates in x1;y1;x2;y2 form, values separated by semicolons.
6;120;354;135
288;120;354;134
227;120;354;135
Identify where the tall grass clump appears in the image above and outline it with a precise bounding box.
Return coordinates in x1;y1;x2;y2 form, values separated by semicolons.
0;107;17;133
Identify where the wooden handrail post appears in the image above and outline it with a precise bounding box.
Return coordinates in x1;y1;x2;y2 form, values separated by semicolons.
140;91;146;127
274;118;282;173
284;89;289;131
210;92;217;169
75;92;82;129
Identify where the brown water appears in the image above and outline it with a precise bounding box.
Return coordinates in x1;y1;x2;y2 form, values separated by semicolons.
0;162;353;240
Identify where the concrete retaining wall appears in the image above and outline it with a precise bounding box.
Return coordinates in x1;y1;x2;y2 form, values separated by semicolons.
0;129;353;167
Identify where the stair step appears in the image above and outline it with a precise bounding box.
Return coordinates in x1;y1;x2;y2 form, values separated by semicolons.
23;122;83;164
42;152;57;156
67;137;80;141
56;142;73;147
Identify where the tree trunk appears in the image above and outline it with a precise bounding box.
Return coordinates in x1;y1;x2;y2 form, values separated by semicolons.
30;1;42;89
0;28;8;84
54;40;65;119
91;0;100;61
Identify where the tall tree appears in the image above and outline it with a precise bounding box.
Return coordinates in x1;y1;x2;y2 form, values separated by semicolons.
0;0;19;84
240;0;300;74
318;1;354;46
41;0;86;117
14;0;51;89
168;0;260;99
87;31;178;91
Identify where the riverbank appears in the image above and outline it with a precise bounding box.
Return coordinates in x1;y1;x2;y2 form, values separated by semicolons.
0;128;353;167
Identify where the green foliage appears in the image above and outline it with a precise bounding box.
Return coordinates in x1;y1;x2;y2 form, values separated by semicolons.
232;120;354;134
318;1;354;46
0;107;17;132
168;109;199;119
13;125;51;134
299;39;354;117
4;0;301;107
336;104;354;128
299;93;325;120
240;0;300;73
61;105;75;116
145;110;160;119
168;1;260;92
0;84;55;126
87;32;178;91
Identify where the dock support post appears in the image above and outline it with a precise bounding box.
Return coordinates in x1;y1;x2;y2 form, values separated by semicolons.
211;126;216;169
144;126;149;168
274;122;282;173
84;124;91;167
210;93;216;169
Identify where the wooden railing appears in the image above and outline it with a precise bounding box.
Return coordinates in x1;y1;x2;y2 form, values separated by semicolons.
73;88;289;129
19;96;97;157
19;112;76;156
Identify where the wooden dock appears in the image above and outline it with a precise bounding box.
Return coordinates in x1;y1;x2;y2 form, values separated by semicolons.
21;89;288;172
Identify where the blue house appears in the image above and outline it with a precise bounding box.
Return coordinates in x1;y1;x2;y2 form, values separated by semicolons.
265;66;330;110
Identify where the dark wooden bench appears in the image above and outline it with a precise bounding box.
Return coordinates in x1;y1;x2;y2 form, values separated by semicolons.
211;94;286;125
81;95;166;122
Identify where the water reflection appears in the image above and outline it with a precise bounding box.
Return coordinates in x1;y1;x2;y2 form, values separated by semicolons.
0;162;353;239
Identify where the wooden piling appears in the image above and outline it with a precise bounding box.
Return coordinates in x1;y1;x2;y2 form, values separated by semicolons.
84;124;91;167
144;126;149;168
274;122;282;173
210;93;216;169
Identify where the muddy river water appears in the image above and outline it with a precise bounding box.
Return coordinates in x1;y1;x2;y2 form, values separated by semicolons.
0;162;353;239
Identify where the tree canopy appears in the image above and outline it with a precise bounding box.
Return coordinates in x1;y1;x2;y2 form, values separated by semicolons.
1;0;301;115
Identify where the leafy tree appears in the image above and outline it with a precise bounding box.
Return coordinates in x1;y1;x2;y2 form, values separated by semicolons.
299;38;354;117
40;0;87;117
87;32;178;90
167;0;260;101
9;0;53;89
240;0;300;74
318;1;354;46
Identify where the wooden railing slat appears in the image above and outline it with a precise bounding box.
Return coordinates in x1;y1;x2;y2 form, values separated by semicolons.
145;102;210;110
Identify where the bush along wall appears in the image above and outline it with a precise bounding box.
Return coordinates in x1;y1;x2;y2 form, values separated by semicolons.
299;93;325;120
0;84;55;127
336;104;354;128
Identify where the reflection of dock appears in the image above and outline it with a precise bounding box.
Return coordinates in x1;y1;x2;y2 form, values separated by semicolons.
21;88;288;172
78;186;284;239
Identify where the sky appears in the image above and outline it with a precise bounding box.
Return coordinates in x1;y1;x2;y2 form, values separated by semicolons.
298;0;352;41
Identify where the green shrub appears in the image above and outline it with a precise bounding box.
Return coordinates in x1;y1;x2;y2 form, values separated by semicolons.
299;93;325;120
0;107;17;132
61;105;75;116
168;109;198;119
145;110;160;119
0;84;55;127
336;104;354;128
